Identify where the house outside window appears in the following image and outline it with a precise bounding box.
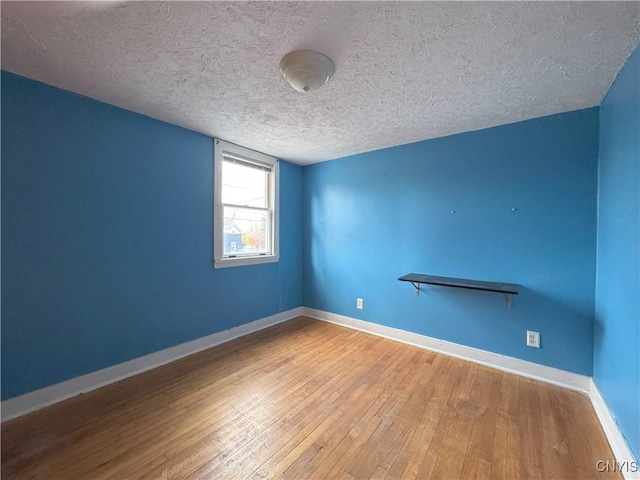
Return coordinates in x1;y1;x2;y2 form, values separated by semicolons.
213;139;279;268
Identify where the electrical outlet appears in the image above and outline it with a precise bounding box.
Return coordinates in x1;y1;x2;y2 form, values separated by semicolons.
526;330;540;348
357;298;364;310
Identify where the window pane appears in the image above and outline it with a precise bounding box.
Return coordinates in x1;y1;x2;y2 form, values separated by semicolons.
223;206;270;255
222;161;269;208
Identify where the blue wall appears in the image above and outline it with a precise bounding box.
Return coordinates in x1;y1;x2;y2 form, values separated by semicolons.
594;45;640;460
303;109;599;375
1;72;303;400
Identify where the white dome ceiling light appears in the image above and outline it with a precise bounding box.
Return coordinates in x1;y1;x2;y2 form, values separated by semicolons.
279;50;335;93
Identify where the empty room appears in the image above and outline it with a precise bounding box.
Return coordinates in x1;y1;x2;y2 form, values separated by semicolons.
1;2;639;479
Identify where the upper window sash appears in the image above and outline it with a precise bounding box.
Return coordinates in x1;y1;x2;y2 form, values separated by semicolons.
222;150;273;172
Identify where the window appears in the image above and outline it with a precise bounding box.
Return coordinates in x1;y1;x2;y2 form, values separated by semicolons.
213;139;279;268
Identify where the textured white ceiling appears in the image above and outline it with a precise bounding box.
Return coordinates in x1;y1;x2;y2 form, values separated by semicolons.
2;2;639;165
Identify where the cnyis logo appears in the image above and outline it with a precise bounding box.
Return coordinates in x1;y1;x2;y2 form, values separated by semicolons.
595;460;639;473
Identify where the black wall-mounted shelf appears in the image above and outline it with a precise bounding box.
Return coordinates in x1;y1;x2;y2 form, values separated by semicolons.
398;273;519;308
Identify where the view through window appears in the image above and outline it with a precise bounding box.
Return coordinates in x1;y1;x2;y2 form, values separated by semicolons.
222;156;271;256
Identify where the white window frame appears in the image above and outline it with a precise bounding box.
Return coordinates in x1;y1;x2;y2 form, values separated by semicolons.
213;139;279;269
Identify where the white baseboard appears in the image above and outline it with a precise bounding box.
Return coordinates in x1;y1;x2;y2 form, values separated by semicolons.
590;379;639;479
1;307;304;422
301;307;591;393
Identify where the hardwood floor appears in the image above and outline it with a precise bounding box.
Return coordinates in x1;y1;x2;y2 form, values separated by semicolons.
1;317;620;479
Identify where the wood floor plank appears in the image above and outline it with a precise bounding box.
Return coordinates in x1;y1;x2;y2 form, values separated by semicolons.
398;357;464;480
134;329;371;480
261;344;410;480
293;351;437;480
188;336;393;479
378;355;453;479
426;362;478;480
98;326;367;479
238;340;407;478
1;317;622;480
458;365;502;479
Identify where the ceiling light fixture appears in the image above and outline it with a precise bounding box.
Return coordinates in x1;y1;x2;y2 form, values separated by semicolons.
279;50;335;93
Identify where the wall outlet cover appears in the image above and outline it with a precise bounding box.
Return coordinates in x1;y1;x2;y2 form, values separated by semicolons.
527;330;540;348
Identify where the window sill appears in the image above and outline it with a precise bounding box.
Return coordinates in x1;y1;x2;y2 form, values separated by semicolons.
213;254;279;269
